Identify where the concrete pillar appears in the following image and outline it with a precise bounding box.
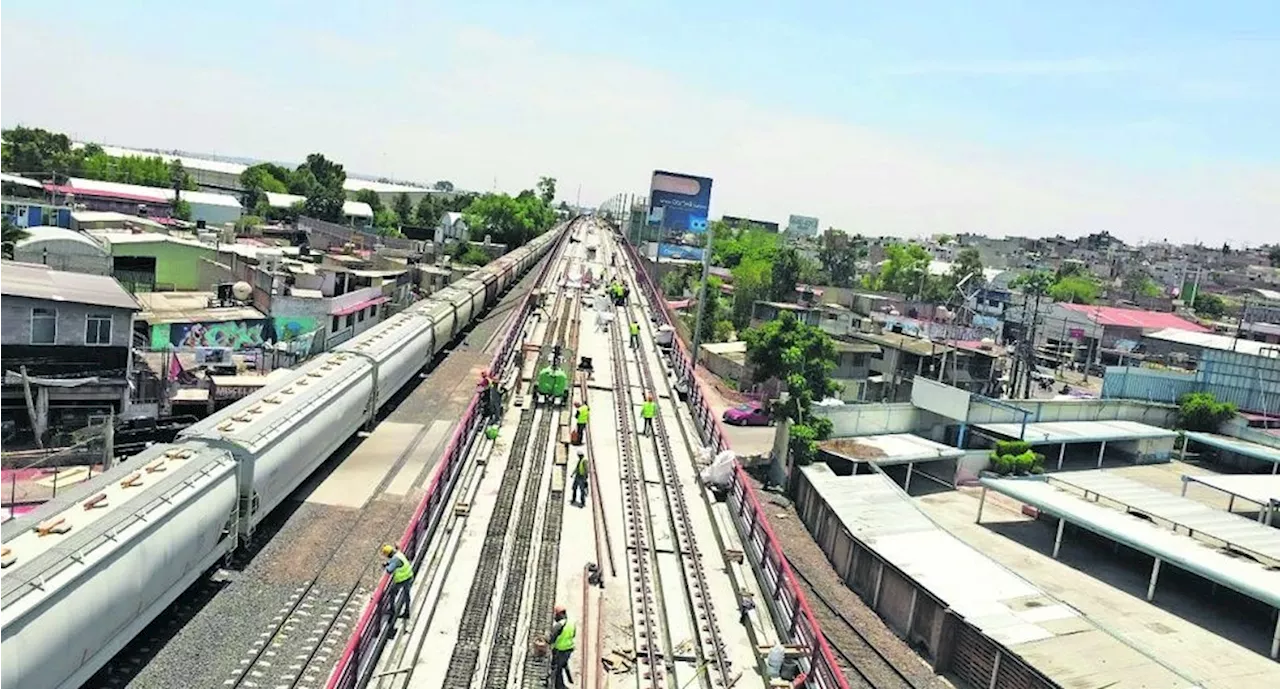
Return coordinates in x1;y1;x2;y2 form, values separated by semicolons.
1271;611;1279;659
976;486;988;523
1147;558;1162;601
1096;440;1107;469
904;463;914;493
987;650;1002;689
1057;442;1067;471
1180;432;1190;461
1052;518;1066;559
1180;475;1190;497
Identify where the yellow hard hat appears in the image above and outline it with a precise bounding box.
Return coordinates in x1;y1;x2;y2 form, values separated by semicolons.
381;544;395;556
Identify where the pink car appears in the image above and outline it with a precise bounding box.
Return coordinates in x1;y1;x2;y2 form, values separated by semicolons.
723;401;770;426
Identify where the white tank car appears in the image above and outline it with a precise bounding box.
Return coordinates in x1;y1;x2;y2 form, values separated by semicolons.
337;311;439;409
180;351;377;537
1;442;239;689
0;221;569;689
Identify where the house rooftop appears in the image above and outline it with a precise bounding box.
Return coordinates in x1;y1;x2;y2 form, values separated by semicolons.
1144;327;1280;358
0;260;140;310
851;330;955;357
134;292;264;325
1059;303;1209;332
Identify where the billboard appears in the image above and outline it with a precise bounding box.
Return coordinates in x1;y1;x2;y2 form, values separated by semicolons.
648;171;713;243
787;215;820;237
656;243;705;262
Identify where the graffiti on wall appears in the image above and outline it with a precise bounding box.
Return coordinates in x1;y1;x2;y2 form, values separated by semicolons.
150;316;321;351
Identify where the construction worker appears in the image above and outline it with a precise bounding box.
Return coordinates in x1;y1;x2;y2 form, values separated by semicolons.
641;393;657;436
381;544;415;621
548;604;576;689
571;449;589;507
629;319;640;349
537;364;556;405
574;401;590;445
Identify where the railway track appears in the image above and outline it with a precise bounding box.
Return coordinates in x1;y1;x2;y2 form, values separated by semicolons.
610;297;732;689
785;557;924;689
441;250;576;689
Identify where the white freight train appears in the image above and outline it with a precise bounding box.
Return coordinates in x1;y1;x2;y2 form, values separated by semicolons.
0;225;567;689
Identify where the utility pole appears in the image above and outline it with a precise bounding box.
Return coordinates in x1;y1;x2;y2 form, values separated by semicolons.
690;228;716;365
1233;299;1249;352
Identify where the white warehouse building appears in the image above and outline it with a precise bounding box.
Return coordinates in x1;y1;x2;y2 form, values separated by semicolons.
65;178;243;227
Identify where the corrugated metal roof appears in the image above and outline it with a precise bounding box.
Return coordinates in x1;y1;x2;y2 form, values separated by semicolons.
800;467;1202;687
1;172;44;189
0;260;139;310
976;419;1176;444
981;475;1280;607
1060;303;1209;332
1145;327;1280;358
14;227;105;252
1183;431;1280;466
1183;473;1280;506
66;177;241;208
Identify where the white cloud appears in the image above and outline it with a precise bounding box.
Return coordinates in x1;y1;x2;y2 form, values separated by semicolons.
2;21;1275;244
878;57;1133;76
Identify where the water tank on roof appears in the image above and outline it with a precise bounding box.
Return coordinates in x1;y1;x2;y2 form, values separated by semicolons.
232;282;252;301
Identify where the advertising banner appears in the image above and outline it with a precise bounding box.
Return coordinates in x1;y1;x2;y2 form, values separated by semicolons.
656;243;705;262
647;170;713;244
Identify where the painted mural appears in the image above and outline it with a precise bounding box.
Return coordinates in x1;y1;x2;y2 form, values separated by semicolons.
150;316;319;350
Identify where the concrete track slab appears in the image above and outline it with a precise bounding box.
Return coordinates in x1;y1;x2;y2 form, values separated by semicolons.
384;419;452;497
307;422;424;508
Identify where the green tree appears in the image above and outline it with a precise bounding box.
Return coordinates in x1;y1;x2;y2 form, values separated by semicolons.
354;189;383;213
297;153;347;222
1121;268;1161;301
172;198;193;221
1;126;79;180
1193;293;1227;318
730;257;771;330
462;189;556;248
742;312;839;466
433;180;455;192
769;247;803;301
1048;275;1100;304
951;247;985;288
415;194;443;227
393;193;415;225
240;163;290;210
1270;246;1280;268
866;243;931;297
1177;392;1236;432
816;229;866;288
1012;270;1055;297
536;176;557;205
372;208;401;234
457;245;492;266
2;217;30;259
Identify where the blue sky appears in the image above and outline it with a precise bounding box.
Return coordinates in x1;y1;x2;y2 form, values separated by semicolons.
3;1;1277;243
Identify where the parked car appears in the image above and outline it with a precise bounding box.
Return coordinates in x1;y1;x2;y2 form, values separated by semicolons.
723;401;770;426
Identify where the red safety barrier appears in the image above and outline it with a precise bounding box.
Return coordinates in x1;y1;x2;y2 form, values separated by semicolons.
326;228;571;689
619;237;850;689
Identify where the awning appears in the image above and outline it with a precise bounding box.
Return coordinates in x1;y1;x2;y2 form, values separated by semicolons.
331;295;389;316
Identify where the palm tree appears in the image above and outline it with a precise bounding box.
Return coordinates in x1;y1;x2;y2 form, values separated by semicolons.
2;218;30;259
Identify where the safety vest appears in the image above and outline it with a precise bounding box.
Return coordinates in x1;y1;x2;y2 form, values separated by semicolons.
642;400;656;419
630;322;639;336
575;455;588;476
554;620;576;651
390;550;414;583
576;405;590;425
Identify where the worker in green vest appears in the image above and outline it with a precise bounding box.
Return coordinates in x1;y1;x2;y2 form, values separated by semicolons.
574;401;590;445
548;604;576;689
380;544;415;621
629;320;640;349
537;364;555;405
641;393;657;436
571;450;589;507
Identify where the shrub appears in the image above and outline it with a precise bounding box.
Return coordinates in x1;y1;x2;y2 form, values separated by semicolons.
988;446;1045;476
1176;392;1236;432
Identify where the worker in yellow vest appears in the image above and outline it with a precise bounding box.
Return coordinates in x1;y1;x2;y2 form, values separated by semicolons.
571;450;589;507
641;393;657;436
575;401;590;445
380;544;415;622
548;604;576;689
629;320;640;349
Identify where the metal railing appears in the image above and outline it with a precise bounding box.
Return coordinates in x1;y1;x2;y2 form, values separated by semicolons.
618;236;850;689
325;227;569;689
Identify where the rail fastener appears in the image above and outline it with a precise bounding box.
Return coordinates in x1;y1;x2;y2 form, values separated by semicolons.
83;494;109;510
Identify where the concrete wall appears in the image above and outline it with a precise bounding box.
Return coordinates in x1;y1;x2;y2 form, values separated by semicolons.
967;396;1178;428
815;403;952;442
13;240;112;276
107;241;217;291
1;295;134;349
